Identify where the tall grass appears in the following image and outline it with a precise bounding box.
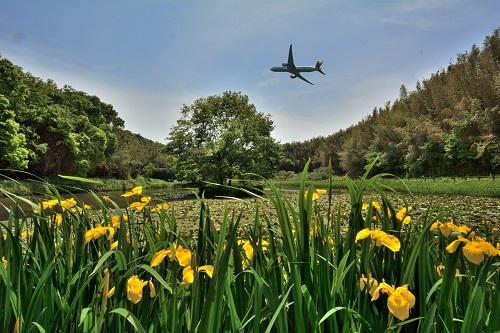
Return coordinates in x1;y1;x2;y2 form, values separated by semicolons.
0;164;498;332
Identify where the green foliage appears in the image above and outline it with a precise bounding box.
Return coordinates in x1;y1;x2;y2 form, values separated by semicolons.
282;29;500;177
0;58;123;176
0;95;29;169
167;91;281;184
0;165;498;332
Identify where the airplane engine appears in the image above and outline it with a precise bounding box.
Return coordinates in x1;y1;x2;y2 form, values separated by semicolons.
290;75;297;79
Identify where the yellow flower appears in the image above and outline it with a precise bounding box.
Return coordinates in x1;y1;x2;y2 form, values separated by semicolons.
102;195;110;201
129;196;151;212
371;282;415;321
355;229;400;252
362;201;382;212
129;201;147;211
431;221;470;237
445;237;469;253
60;198;77;211
175;245;192;267
462;240;499;265
55;213;63;225
387;286;416;321
305;189;327;201
150;249;174;267
359;274;378;296
121;186;143;198
111;241;118;250
237;239;269;261
41;199;58;210
84;225;115;243
396;206;412;224
355;228;372;242
111;215;120;228
148;279;157;298
239;240;254;260
83;203;92;210
127;275;147;304
20;230;29;239
198;265;214;278
182;266;195;284
111;214;128;228
151;202;170;212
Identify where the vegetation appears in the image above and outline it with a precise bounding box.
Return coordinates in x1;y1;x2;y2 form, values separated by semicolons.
0;58;171;179
281;29;500;178
0;166;498;332
272;175;500;197
166;91;281;184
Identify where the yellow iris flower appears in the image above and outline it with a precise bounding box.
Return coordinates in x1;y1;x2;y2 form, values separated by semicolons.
175;245;192;267
359;274;378;296
237;239;269;261
396;206;412;224
127;275;147;304
121;186;143;197
371;282;415;321
182;266;195;284
151;202;170;212
356;228;401;252
129;196;152;212
182;265;215;284
150;248;175;267
148;279;156;298
446;237;499;265
431;221;471;237
84;225;115;243
304;189;327;201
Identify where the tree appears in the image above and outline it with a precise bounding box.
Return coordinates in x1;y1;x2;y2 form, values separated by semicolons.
167;91;281;184
0;95;29;169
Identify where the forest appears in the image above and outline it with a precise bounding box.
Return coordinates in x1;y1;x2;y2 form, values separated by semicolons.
281;29;500;177
0;57;170;179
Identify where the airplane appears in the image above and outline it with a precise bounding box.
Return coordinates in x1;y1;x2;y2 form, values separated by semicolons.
270;44;325;85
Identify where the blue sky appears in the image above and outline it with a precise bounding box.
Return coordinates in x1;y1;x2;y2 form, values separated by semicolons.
1;0;499;143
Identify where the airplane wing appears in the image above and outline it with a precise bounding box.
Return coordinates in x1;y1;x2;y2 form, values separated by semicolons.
295;72;314;85
287;44;295;69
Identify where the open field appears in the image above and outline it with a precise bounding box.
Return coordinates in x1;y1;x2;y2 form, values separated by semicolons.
0;171;498;332
271;176;500;197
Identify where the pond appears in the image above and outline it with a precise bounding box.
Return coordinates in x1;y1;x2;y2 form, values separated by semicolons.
1;188;498;235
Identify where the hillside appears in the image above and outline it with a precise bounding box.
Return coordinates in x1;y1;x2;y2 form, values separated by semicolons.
281;29;500;177
0;57;171;179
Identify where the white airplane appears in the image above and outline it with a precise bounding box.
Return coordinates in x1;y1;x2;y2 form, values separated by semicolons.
270;44;325;85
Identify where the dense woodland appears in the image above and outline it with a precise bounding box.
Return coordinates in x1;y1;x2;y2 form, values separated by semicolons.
0;57;170;179
281;29;500;177
1;29;499;180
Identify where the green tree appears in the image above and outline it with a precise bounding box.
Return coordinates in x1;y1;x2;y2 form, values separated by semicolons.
167;91;280;184
0;95;29;169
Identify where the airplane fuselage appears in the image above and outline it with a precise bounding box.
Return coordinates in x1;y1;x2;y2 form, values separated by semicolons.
270;66;317;74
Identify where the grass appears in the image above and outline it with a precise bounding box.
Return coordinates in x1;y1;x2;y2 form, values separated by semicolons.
0;163;499;332
271;176;500;197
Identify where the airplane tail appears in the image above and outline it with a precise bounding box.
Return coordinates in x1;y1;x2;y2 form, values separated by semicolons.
315;61;325;75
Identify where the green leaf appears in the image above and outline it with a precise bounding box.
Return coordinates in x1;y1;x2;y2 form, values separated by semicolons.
110;308;146;333
57;174;104;184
